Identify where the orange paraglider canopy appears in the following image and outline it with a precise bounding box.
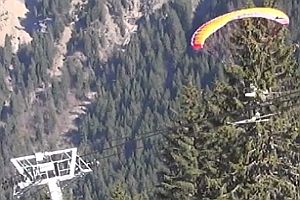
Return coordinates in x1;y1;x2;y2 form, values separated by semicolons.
191;7;289;50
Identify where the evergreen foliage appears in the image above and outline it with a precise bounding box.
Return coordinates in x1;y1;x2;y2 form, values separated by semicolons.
110;181;130;200
196;0;300;199
0;0;300;199
156;83;202;199
159;0;300;199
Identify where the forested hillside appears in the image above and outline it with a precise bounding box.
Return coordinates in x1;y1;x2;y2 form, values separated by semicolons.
0;0;300;199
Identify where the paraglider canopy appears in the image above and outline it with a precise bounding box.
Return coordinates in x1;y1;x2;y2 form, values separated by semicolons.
191;7;290;50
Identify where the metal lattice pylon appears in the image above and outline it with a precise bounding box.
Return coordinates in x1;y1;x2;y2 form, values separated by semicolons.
10;148;92;200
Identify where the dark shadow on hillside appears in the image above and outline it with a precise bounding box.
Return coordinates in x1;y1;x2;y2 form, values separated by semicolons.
64;128;81;146
20;0;40;35
191;0;216;32
17;45;32;66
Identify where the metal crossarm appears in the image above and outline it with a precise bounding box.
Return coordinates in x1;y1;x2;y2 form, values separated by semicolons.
10;148;92;200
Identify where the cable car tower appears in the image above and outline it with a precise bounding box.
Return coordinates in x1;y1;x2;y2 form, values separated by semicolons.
10;148;92;200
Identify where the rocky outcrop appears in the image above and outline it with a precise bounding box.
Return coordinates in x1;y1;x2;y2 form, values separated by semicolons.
0;0;32;52
97;0;169;61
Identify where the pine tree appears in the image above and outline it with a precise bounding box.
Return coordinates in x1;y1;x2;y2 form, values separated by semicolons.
199;0;300;198
110;181;130;200
156;82;202;199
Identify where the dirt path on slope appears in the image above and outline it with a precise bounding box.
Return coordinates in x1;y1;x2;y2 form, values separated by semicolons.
49;26;72;78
